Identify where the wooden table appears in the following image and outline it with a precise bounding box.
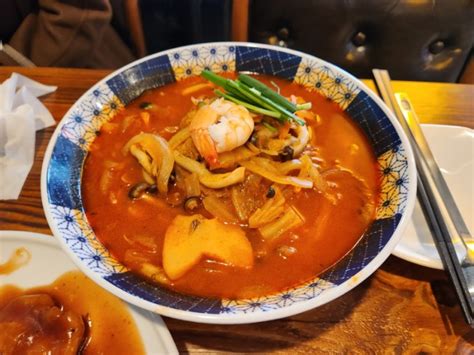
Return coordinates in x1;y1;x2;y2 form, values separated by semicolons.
1;67;473;353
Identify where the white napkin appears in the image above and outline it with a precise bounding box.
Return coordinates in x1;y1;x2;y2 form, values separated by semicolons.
0;73;57;200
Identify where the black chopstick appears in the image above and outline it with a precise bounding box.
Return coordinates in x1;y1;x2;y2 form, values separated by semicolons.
416;174;473;325
372;69;474;326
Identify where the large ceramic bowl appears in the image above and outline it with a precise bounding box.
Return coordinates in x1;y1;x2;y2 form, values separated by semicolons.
41;42;416;324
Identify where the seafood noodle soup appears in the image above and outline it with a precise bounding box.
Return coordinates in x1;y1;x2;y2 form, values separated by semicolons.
82;73;380;299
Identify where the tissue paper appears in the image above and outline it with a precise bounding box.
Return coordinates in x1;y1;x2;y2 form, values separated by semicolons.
0;73;57;200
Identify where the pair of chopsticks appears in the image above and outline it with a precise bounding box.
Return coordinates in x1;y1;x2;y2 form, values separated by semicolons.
372;69;474;326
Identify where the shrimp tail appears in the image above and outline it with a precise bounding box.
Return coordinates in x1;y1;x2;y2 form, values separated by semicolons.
192;129;219;168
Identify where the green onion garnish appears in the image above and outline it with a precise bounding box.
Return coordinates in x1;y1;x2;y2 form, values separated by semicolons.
200;70;310;126
238;73;298;112
214;90;283;120
262;121;278;132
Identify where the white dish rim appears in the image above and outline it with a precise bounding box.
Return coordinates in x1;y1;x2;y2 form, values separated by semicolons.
0;230;178;354
392;123;473;270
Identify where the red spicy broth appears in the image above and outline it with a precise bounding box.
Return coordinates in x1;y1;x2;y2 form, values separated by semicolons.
82;74;380;299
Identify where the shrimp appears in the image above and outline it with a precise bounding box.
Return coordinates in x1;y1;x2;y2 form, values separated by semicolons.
189;98;254;167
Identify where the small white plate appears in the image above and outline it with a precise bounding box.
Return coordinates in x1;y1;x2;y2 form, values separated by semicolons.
0;230;178;354
393;124;473;269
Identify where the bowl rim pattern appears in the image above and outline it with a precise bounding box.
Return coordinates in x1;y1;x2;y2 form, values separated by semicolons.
41;41;417;324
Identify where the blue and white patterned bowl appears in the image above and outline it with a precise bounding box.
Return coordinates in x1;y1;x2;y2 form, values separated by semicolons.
41;42;416;324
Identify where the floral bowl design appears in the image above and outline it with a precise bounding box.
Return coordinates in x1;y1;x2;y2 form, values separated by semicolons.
41;42;416;324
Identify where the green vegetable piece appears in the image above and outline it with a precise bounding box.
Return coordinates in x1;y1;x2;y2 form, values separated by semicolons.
238;73;297;112
247;86;305;125
296;102;312;111
201;70;306;125
140;102;153;110
201;70;247;101
214;90;283;120
262;121;278;133
228;81;276;113
201;70;228;88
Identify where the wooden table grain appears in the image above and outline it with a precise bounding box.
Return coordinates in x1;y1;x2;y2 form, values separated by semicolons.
1;67;473;353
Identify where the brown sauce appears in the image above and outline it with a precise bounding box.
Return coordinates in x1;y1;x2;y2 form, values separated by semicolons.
0;247;31;275
0;271;145;354
82;74;380;299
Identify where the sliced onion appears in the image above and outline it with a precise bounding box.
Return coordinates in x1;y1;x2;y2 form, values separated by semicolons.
248;186;286;228
291;124;310;156
299;154;327;192
216;146;258;169
259;206;305;240
202;195;240;223
184;172;201;197
275;159;303;175
155;136;174;194
181;82;213;96
199;167;245;189
240;158;312;189
168;127;190;149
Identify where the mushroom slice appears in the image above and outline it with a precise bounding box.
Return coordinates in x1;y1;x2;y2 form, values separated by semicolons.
173;151;245;188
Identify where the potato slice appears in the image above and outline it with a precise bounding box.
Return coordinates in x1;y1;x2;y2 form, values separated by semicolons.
163;214;253;280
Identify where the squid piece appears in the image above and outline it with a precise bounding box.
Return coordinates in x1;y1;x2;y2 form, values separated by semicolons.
173;151;245;188
240;158;313;189
123;133;174;194
163;214;254;280
290;123;310;156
